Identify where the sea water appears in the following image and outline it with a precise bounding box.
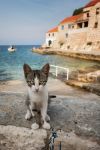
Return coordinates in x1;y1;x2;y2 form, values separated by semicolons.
0;45;99;81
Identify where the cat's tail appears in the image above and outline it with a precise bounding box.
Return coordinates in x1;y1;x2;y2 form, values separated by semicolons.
49;95;56;98
48;95;56;104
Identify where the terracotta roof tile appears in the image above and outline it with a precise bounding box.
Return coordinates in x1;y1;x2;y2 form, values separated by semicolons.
60;14;82;25
84;0;100;8
47;27;58;33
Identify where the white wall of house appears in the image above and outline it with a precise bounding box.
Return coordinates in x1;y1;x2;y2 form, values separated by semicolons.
45;32;59;47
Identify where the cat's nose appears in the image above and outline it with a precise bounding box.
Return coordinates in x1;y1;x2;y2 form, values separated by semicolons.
35;88;39;92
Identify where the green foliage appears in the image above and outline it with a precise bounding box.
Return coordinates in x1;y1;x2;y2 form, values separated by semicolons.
73;7;83;16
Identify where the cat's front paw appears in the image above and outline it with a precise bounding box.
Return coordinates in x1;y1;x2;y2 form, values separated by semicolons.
25;111;32;120
42;122;50;130
31;111;35;117
31;123;39;130
46;115;50;122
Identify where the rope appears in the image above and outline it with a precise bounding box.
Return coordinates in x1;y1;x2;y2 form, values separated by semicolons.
49;128;62;150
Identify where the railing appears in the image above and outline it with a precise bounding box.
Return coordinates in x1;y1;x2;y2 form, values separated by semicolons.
50;65;69;80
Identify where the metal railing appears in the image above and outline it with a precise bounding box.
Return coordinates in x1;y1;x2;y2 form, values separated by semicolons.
50;65;69;80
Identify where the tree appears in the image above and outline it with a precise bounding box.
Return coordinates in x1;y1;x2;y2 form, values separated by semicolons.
73;7;83;16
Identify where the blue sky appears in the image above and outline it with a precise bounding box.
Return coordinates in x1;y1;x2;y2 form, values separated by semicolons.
0;0;89;45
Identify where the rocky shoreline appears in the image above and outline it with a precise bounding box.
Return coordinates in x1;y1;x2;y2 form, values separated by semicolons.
33;47;100;96
51;65;100;96
66;65;100;96
32;48;100;62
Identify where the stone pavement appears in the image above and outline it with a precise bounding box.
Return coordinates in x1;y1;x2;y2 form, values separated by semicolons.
0;78;100;149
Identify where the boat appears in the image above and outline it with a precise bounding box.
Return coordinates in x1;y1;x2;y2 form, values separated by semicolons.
8;45;16;52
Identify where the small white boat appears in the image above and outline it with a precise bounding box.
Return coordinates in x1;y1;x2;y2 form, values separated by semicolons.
8;46;16;52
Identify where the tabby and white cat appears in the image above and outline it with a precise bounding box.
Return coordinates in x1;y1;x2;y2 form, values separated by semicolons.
23;63;50;130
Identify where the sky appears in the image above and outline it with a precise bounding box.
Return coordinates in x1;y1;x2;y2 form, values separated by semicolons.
0;0;89;45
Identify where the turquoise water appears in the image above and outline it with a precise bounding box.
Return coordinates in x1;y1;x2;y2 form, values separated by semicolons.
0;45;99;81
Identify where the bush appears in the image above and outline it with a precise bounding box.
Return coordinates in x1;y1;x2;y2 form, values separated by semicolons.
73;7;83;16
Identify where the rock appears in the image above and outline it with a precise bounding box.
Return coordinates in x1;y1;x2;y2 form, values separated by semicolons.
66;65;100;95
66;80;100;96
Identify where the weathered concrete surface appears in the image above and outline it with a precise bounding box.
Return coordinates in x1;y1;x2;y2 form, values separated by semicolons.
49;95;100;139
0;125;47;150
0;92;32;128
52;131;100;150
0;79;100;149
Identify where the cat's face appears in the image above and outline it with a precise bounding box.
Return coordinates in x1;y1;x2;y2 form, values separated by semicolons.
23;63;50;93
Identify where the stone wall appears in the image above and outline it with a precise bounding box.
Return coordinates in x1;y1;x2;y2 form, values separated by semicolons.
86;3;100;50
60;29;87;51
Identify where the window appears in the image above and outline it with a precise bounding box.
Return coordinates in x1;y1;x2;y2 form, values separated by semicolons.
48;34;50;37
96;8;100;15
68;24;72;29
61;25;64;30
52;33;54;36
94;22;98;28
66;33;68;38
60;43;64;48
77;23;82;28
87;42;92;46
67;45;70;49
84;21;88;28
87;12;90;17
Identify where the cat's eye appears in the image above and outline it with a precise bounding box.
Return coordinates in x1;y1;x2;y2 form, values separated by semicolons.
27;81;31;86
39;82;42;85
27;80;35;85
39;81;46;85
32;82;35;85
27;81;31;84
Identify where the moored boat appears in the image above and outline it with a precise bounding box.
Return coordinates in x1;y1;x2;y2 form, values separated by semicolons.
8;45;16;52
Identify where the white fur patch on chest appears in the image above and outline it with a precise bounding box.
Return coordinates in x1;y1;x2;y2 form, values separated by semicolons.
28;85;48;103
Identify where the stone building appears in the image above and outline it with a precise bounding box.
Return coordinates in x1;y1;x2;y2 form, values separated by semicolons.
45;0;100;51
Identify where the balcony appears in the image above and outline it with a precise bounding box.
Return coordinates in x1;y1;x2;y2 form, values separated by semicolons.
68;28;88;34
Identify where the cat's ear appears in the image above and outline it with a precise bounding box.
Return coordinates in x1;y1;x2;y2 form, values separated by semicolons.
41;63;50;76
23;64;32;78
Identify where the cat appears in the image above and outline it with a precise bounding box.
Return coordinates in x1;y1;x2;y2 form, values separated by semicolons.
23;63;50;130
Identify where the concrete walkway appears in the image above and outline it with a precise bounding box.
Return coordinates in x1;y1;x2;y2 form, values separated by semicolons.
0;78;100;149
